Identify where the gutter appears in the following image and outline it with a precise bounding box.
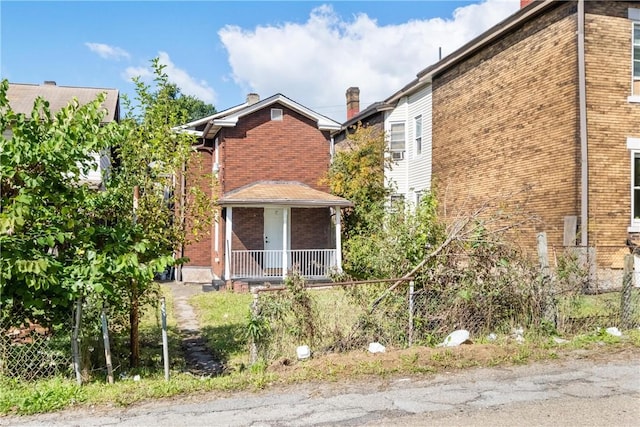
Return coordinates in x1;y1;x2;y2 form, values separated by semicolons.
578;0;588;246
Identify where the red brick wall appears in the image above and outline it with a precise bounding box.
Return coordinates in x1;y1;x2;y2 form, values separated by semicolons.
291;208;332;249
183;149;214;267
219;103;331;193
232;208;264;250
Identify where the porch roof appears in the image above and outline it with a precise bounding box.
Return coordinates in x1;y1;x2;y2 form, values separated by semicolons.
219;181;353;208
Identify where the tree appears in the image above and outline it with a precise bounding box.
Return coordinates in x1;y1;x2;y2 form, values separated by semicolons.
104;59;216;366
155;83;216;123
0;80;128;326
325;124;391;239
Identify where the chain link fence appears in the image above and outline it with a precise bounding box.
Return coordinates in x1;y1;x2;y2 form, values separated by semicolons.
249;247;640;364
0;309;73;380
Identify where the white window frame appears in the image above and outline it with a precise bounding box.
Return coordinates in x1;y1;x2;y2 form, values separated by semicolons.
389;122;406;158
271;108;283;121
414;115;422;156
629;13;640;102
627;137;640;231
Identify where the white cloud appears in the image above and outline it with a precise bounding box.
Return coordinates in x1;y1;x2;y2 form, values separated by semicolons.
218;0;520;121
85;42;130;60
122;52;217;104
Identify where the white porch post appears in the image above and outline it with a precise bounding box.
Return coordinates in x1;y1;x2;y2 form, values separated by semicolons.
224;207;233;280
282;207;288;279
335;207;343;273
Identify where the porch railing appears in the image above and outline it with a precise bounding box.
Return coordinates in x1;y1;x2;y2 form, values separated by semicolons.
231;249;336;279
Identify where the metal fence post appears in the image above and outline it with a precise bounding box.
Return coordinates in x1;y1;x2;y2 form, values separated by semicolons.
621;254;633;330
72;298;83;385
250;291;259;365
537;232;557;326
101;307;114;384
161;297;170;381
408;280;414;347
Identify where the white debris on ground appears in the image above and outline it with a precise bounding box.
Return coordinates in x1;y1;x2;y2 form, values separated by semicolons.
437;329;470;347
368;342;386;353
296;345;311;360
553;337;569;344
512;326;525;344
605;327;622;337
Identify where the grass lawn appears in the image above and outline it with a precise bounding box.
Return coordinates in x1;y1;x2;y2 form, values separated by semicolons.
2;286;640;416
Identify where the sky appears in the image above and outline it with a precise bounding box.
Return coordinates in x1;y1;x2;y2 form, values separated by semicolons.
0;0;520;122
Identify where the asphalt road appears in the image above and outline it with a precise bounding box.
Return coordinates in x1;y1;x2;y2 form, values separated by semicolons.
3;356;639;426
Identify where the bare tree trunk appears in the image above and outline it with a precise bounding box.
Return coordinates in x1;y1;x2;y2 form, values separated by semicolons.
129;280;140;368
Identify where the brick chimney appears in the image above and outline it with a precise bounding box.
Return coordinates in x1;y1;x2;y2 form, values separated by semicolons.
246;93;260;105
346;87;360;120
520;0;534;7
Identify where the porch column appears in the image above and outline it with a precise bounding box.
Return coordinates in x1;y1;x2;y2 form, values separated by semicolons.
282;207;288;279
335;207;343;273
224;207;232;280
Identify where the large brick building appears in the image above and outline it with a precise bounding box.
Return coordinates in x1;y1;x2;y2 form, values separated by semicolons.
176;94;351;284
342;1;640;271
425;0;640;266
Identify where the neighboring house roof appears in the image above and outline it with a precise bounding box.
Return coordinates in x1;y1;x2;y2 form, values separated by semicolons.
386;0;553;103
338;101;393;132
175;93;341;139
6;82;120;123
337;0;554;126
219;181;353;207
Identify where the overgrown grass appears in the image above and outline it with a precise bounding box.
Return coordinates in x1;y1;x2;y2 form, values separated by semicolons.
3;286;639;417
189;290;253;369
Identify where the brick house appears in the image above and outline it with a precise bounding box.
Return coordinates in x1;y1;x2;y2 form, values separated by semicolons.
343;1;640;275
176;93;352;284
423;0;640;270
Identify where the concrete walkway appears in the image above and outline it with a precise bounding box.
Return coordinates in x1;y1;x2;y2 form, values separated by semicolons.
164;282;222;376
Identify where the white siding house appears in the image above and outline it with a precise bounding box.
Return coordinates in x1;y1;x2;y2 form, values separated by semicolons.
384;81;432;207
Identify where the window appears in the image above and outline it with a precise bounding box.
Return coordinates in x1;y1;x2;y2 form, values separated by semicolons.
414;115;422;156
634;153;640;223
389;123;405;157
634;22;640;96
271;108;283;121
628;137;640;229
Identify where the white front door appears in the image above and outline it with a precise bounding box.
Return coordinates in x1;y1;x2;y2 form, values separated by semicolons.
264;208;286;268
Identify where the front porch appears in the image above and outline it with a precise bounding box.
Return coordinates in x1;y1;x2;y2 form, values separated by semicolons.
220;181;353;282
231;249;337;280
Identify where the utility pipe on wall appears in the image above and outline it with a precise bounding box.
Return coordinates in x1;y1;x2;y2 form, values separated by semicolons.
578;0;589;247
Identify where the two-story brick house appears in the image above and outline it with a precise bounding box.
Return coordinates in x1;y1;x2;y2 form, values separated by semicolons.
176;94;352;284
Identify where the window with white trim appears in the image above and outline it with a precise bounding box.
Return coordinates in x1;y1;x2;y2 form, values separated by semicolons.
627;137;640;229
634;22;640;96
414;115;422;156
389;122;405;160
634;153;640;225
271;108;283;121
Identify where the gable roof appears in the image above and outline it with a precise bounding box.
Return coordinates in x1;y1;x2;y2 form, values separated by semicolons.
339;0;555;126
175;93;341;139
219;181;353;207
6;82;120;123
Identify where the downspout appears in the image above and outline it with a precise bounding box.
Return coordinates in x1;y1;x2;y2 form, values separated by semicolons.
578;0;588;247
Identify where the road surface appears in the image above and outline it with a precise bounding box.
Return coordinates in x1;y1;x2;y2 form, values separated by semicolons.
4;355;639;426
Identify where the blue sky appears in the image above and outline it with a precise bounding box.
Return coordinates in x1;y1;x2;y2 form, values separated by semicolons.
1;0;519;122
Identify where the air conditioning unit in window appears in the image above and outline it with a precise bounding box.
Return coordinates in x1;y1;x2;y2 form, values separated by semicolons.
391;151;405;160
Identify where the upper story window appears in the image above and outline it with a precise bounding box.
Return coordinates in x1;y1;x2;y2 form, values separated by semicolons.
271;108;283;121
629;9;640;101
414;115;422;156
634;23;640;96
389;122;405;160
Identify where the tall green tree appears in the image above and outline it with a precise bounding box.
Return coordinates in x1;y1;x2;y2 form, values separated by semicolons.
0;80;127;326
